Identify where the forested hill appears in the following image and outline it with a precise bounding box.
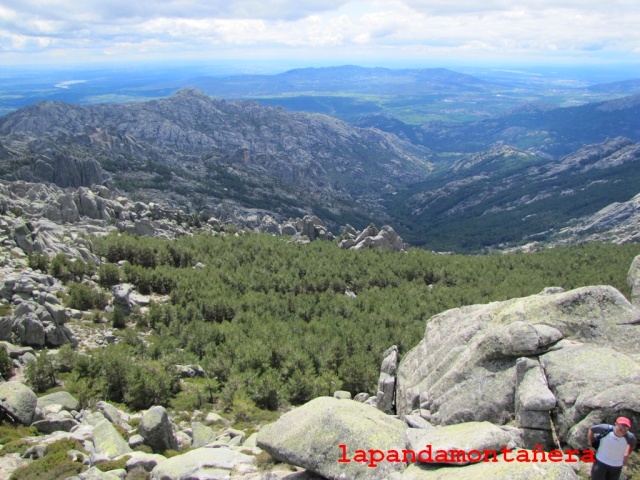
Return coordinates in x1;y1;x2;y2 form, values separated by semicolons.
60;232;638;412
356;93;640;156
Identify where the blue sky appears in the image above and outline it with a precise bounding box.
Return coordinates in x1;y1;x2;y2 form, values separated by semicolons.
1;0;640;68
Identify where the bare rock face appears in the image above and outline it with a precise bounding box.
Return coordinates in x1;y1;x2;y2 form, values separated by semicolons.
339;224;408;251
0;90;433;230
396;285;640;449
33;155;104;189
376;345;398;414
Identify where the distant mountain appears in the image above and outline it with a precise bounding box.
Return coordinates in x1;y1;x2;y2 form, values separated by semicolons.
0;88;432;228
2;88;639;252
357;94;640;156
188;65;491;97
386;137;640;251
587;78;640;95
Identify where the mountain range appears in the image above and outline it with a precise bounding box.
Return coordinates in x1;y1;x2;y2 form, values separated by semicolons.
1;66;640;252
0;88;431;229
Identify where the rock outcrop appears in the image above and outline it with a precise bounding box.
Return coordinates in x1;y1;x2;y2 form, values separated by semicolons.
339;224;408;251
395;285;640;450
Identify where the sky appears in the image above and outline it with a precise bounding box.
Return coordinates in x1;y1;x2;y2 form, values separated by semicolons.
1;0;640;69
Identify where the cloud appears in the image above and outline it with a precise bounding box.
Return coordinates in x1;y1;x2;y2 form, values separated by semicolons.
399;0;639;15
1;0;639;64
1;0;350;23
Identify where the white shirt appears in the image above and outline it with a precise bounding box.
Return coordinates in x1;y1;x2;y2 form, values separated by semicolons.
595;428;634;467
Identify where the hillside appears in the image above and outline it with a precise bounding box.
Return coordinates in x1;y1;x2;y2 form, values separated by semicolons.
2;86;640;252
387;137;640;251
0;88;432;229
357;94;640;156
0;213;639;477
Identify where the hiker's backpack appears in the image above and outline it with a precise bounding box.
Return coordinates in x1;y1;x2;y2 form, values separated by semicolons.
593;425;614;450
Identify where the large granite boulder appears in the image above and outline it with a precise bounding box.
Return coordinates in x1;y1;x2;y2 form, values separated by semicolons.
541;343;640;448
340;225;408;251
257;396;407;480
191;421;216;448
400;452;579;479
150;447;254;480
38;392;80;412
93;419;132;458
405;422;518;466
138;406;178;453
396;285;640;449
0;381;38;425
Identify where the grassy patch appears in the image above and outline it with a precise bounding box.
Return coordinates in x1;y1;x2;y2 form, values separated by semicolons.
9;438;86;480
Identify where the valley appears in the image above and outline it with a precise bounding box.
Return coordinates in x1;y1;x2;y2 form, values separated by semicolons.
1;64;640;252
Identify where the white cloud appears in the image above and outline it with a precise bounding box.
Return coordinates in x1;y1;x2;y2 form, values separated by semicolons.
0;0;639;65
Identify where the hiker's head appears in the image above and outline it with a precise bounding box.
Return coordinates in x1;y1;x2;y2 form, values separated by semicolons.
615;417;632;432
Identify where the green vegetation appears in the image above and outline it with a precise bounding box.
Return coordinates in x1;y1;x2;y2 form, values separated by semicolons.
66;282;109;311
626;451;640;480
0;346;14;379
0;424;38;456
9;438;86;480
24;353;57;393
51;231;638;415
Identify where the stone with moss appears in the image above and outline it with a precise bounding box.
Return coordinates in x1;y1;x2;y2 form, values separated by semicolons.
191;421;216;448
124;451;167;472
150;446;253;479
256;396;407;480
541;343;640;447
396;285;640;435
400;451;579;479
93;419;133;459
78;465;121;479
138;406;177;453
0;381;37;425
36;390;80;411
405;422;518;466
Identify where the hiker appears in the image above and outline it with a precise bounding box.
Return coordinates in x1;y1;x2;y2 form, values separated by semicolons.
588;417;637;480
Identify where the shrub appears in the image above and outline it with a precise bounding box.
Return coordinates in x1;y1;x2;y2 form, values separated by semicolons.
54;344;77;373
66;282;109;311
96;456;130;472
0;346;14;379
124;361;180;410
125;468;151;480
98;263;121;288
0;424;38;445
169;379;216;411
68;259;90;279
27;253;49;272
1;438;32;455
9;438;86;480
112;306;127;329
49;253;72;281
24;353;57;393
256;451;278;471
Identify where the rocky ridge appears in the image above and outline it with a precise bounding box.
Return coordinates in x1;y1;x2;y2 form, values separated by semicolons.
0;88;433;228
389;136;640;250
